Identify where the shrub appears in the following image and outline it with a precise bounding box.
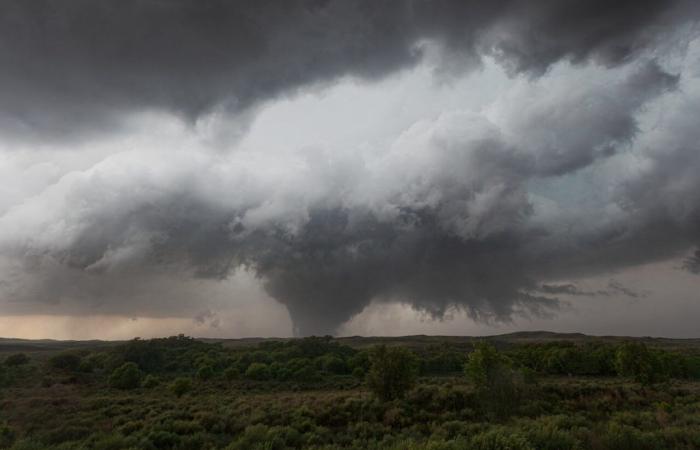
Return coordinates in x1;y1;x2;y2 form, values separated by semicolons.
470;428;533;450
196;364;214;381
146;430;181;449
142;374;159;388
320;355;347;374
226;424;301;450
366;345;419;401
0;421;16;448
224;366;240;382
599;424;663;450
170;377;192;397
292;364;320;382
352;367;365;379
245;363;271;381
524;421;578;450
48;352;82;371
4;353;29;367
109;362;143;389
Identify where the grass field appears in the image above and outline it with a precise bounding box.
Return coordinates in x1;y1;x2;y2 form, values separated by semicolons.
1;333;700;449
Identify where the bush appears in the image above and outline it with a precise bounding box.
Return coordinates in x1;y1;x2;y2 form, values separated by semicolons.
599;424;663;450
146;430;181;449
352;367;365;379
224;366;240;382
245;363;271;381
109;362;142;389
4;353;30;367
196;364;214;381
366;345;418;401
0;421;16;448
469;428;533;450
170;377;192;397
48;352;82;371
320;355;347;374
142;374;159;388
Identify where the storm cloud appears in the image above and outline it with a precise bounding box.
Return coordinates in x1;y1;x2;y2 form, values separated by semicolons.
1;1;700;336
0;0;695;140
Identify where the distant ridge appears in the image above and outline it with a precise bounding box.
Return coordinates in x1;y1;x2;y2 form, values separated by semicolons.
2;331;700;353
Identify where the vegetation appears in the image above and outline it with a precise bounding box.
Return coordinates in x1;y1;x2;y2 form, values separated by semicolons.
4;353;29;367
1;333;700;449
366;345;418;401
109;362;143;390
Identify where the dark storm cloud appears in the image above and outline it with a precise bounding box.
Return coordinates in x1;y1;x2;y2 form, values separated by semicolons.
0;56;687;334
1;1;700;336
539;280;643;298
684;250;700;274
0;0;695;140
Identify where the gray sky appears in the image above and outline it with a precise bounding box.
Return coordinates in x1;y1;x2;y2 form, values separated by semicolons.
1;1;699;339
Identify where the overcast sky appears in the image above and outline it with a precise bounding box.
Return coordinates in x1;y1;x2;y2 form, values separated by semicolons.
1;1;699;340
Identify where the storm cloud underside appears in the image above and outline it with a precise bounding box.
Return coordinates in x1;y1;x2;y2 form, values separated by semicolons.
1;1;700;335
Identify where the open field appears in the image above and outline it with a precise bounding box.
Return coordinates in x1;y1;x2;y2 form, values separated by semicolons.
1;333;700;449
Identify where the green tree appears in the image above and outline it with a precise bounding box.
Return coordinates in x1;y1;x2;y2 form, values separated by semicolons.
109;362;143;389
614;342;667;385
319;355;347;374
465;343;523;417
170;377;192;397
366;345;418;401
196;365;215;381
245;362;271;381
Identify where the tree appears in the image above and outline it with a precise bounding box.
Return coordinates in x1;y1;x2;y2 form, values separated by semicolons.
170;377;192;397
109;362;143;390
4;353;29;367
366;345;418;401
245;362;271;381
614;342;667;385
319;355;347;374
465;343;513;388
465;343;523;417
196;365;215;381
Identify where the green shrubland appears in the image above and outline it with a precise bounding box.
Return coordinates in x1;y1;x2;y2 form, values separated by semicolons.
1;335;700;449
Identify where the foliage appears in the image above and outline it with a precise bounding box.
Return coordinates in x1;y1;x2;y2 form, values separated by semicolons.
224;366;240;382
170;376;192;397
109;362;143;389
4;335;700;449
4;353;30;367
48;352;82;371
614;342;667;385
366;345;419;401
197;364;215;381
142;374;159;388
0;421;16;448
245;362;271;381
465;343;525;417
